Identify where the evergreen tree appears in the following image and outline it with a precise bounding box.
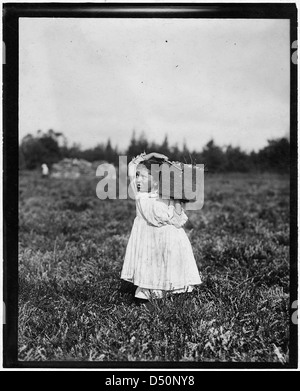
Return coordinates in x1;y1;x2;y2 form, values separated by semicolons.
201;139;226;172
20;130;61;169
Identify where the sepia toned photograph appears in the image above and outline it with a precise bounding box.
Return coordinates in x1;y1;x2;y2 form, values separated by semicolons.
2;3;297;369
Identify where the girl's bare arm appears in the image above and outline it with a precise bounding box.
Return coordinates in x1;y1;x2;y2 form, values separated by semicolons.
143;152;168;161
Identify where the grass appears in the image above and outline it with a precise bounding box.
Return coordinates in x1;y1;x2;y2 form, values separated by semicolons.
18;170;290;362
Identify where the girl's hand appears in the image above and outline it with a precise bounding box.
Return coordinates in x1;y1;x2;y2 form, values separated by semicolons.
174;199;182;214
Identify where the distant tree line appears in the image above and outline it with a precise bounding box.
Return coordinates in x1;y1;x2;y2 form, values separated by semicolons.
19;129;290;173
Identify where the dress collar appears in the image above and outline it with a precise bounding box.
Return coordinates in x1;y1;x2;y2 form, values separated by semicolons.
136;190;158;199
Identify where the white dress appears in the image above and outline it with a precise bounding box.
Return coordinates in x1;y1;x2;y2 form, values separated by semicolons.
121;155;202;299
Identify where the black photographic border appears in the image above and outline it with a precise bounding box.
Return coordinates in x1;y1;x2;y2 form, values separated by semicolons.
3;2;298;369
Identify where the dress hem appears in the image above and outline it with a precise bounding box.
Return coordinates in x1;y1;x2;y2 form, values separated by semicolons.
121;276;202;290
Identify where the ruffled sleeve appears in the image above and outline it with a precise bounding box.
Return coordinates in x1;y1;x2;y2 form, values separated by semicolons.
128;153;146;197
137;198;188;228
168;208;188;228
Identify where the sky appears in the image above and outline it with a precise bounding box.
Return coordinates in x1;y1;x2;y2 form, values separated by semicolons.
19;18;290;152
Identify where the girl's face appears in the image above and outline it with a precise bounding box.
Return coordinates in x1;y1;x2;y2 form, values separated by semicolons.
136;164;156;193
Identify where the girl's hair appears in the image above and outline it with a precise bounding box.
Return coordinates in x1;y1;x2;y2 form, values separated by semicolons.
138;157;164;179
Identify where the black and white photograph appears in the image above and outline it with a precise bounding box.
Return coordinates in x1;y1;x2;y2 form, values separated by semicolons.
2;3;298;370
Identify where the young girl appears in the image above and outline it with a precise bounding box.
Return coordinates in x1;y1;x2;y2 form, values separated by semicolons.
121;152;202;301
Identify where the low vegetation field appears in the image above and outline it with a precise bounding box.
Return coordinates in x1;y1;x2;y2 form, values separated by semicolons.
18;170;290;362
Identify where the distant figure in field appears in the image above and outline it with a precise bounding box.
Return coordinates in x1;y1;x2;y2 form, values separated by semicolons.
41;163;49;178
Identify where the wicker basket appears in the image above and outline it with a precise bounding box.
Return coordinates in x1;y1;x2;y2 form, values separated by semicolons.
158;161;203;202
